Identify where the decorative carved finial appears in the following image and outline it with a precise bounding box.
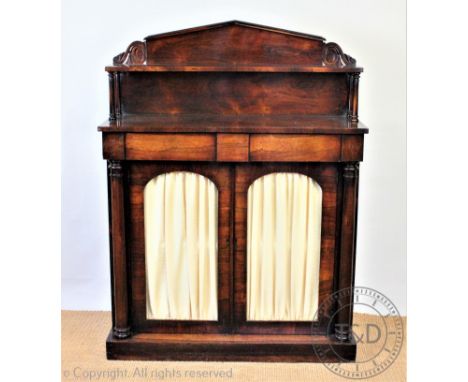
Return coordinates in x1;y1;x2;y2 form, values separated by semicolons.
113;41;147;65
322;42;356;68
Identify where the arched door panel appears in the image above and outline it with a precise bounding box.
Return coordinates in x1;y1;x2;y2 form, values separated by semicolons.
234;163;338;334
144;171;218;321
128;163;231;333
247;173;322;321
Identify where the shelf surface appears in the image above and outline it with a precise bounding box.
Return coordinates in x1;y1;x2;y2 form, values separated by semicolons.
106;65;363;73
98;114;369;134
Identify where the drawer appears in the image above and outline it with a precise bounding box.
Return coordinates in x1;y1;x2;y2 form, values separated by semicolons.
126;133;216;161
217;134;249;162
250;134;341;162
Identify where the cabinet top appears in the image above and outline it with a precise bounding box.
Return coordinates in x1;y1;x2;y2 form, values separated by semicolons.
98;114;368;134
106;20;363;73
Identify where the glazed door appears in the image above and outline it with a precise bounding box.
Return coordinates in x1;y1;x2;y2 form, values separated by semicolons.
234;163;339;334
127;162;232;333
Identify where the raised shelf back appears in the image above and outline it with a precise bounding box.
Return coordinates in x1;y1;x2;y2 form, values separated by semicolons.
107;20;362;123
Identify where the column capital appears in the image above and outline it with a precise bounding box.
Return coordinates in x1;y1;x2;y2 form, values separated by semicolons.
108;160;123;177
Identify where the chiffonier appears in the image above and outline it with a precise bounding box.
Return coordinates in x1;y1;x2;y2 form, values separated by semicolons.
99;21;368;362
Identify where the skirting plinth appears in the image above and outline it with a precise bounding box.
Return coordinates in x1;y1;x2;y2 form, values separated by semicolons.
106;330;356;362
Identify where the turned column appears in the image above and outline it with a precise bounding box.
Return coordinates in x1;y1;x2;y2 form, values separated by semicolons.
108;73;115;120
113;72;121;118
108;160;130;339
335;163;359;341
348;73;360;123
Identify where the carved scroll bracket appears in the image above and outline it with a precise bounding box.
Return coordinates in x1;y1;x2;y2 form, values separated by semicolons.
113;41;147;65
322;42;356;68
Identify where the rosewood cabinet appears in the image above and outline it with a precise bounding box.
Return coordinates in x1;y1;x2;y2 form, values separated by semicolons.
99;21;368;362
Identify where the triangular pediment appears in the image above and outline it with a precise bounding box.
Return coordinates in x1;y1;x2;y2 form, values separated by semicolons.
144;20;325;42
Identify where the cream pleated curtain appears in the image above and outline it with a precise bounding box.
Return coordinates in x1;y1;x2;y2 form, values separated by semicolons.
144;172;218;321
247;173;322;321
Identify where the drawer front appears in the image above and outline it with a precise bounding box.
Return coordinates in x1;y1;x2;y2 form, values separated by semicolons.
126;133;216;161
217;134;249;162
250;134;341;162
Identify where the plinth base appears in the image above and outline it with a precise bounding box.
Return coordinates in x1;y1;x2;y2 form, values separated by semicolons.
106;330;356;362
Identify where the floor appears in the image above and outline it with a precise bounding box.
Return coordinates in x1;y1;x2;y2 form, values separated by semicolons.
62;311;406;382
